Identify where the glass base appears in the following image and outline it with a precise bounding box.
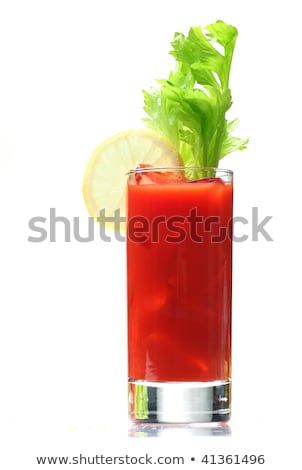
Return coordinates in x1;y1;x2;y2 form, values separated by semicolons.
128;379;231;424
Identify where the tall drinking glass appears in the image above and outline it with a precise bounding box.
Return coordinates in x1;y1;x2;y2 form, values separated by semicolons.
127;167;233;423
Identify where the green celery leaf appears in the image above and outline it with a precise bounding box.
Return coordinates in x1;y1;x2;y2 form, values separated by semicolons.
143;20;248;168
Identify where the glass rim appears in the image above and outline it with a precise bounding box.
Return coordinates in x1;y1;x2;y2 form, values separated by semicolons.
127;166;233;176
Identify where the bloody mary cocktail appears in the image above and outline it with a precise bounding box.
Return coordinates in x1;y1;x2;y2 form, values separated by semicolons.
80;20;247;426
127;167;233;423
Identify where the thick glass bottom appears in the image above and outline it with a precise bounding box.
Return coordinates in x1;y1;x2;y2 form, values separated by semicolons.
128;379;231;424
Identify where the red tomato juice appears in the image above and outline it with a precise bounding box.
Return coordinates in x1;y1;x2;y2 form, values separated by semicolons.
127;175;233;383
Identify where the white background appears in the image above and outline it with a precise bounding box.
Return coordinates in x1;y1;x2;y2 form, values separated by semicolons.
1;0;301;468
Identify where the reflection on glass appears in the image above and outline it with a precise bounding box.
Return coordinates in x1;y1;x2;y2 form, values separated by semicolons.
128;422;231;438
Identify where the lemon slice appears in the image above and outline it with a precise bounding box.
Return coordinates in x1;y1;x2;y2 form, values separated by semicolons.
82;130;181;230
